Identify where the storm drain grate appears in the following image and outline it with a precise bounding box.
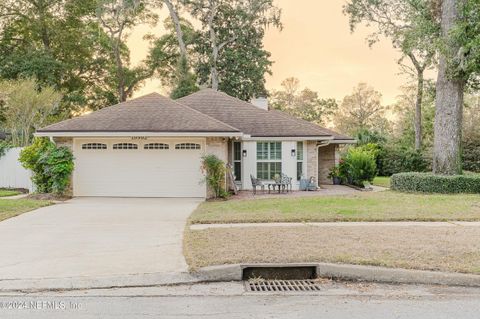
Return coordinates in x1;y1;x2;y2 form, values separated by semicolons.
245;280;322;292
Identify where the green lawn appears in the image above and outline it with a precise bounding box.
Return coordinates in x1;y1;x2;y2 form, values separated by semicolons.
372;176;391;188
0;199;52;222
189;191;480;224
0;189;22;197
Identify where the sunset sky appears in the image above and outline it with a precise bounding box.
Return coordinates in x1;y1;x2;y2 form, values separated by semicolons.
128;0;426;105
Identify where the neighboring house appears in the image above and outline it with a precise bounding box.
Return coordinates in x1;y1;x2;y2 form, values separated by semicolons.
36;89;355;198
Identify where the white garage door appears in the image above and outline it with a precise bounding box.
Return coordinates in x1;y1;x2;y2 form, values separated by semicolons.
73;139;206;197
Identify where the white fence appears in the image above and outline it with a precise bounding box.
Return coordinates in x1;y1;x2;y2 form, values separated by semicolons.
0;147;34;192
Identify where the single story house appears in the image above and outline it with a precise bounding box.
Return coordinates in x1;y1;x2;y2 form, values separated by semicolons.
36;89;355;198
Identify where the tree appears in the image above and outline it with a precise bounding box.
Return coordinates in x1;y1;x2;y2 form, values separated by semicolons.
184;0;281;100
0;0;120;112
392;82;436;150
0;78;62;146
344;0;439;150
147;17;199;97
333;83;390;135
271;77;337;126
431;0;480;174
432;0;467;174
96;0;157;102
170;56;200;99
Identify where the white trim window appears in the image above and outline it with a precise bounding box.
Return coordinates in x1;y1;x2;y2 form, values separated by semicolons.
175;143;201;150
144;143;169;150
82;143;107;150
233;142;242;181
256;142;282;180
113;143;138;150
296;141;304;181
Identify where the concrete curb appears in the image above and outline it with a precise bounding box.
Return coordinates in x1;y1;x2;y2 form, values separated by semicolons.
190;221;480;230
194;263;480;287
0;272;202;293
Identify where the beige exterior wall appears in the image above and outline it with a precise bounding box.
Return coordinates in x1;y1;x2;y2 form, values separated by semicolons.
306;141;318;186
205;137;228;162
318;144;338;185
53;137;73;150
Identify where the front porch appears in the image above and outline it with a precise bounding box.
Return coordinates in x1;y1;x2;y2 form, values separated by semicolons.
226;139;343;193
230;184;358;200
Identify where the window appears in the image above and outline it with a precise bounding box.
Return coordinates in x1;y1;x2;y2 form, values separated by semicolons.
257;162;282;180
113;143;138;150
144;143;169;150
82;143;107;150
233;142;242;181
256;142;281;160
175;143;201;150
256;142;282;179
297;141;304;181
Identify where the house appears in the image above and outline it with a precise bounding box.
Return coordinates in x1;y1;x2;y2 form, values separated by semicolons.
36;89;355;198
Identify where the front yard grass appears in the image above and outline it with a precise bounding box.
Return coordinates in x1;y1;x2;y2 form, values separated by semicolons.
189;191;480;224
184;225;480;274
0;189;22;197
372;176;390;188
0;199;51;222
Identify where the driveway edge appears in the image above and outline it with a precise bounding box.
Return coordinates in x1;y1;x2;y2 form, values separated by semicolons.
0;272;202;293
193;263;480;287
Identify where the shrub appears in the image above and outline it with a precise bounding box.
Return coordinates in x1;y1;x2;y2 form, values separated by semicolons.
463;140;480;173
341;148;377;187
19;138;74;195
0;141;12;158
391;172;480;194
201;154;228;199
377;146;429;176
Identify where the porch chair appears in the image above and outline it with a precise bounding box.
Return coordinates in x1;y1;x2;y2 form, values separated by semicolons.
280;173;293;192
250;174;265;195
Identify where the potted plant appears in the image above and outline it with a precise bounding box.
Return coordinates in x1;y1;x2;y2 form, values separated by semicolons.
328;166;342;185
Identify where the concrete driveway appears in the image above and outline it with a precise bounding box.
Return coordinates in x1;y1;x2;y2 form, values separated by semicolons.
0;197;201;280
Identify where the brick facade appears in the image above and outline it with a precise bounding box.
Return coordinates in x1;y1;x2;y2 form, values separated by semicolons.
318;144;338;184
205;137;229;198
306;141;318;185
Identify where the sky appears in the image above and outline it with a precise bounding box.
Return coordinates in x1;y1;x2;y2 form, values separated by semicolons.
128;0;417;105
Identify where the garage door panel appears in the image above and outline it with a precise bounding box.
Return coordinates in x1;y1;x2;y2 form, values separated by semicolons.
73;139;206;197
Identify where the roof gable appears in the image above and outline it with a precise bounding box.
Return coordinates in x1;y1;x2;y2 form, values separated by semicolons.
38;93;240;133
178;89;352;139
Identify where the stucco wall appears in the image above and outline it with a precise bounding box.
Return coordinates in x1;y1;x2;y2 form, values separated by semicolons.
318;144;338;184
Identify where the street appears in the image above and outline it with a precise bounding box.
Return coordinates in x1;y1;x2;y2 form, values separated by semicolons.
1;281;479;318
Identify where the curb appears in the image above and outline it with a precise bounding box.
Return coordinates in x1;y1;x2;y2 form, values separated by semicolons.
0;272;202;293
194;263;480;287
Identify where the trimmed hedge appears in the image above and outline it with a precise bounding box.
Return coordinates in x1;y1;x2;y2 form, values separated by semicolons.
391;172;480;194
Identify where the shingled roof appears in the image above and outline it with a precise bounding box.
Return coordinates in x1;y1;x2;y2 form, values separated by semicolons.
38;93;240;134
178;89;352;139
38;90;354;141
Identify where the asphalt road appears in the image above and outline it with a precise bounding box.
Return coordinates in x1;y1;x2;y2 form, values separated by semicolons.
1;281;479;319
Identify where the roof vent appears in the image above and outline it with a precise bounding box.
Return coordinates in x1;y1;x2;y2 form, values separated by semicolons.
251;97;269;110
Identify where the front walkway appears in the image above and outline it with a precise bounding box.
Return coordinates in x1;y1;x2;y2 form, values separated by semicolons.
0;197;202;280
